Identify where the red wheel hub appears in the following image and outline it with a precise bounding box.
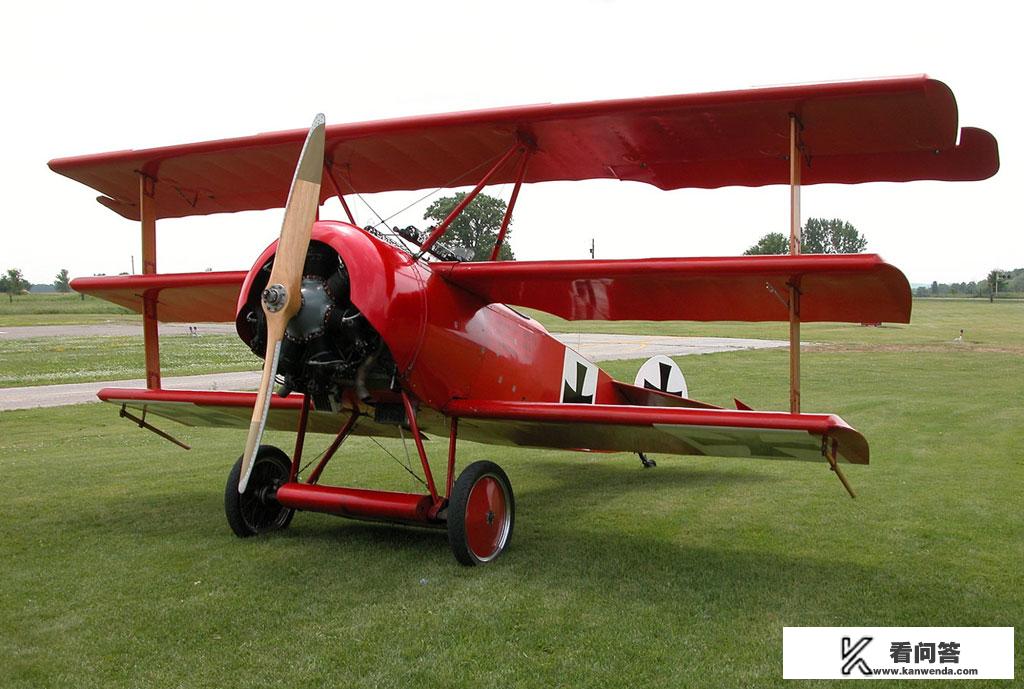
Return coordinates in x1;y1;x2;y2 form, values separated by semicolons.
464;475;510;561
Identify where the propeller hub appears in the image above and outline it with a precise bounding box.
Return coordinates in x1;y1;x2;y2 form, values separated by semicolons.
262;283;287;312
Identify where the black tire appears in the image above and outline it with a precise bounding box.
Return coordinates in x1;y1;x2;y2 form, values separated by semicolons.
224;445;295;538
447;460;515;566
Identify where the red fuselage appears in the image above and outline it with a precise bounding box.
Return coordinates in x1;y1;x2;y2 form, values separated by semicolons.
235;222;625;419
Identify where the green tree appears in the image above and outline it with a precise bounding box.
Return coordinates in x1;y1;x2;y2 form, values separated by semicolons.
801;217;867;254
3;268;30;303
423;192;514;261
986;269;1010;303
54;268;71;293
743;232;789;255
743;218;867;256
1008;270;1024;294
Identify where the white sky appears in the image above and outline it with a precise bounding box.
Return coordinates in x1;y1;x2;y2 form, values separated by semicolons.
2;0;1019;285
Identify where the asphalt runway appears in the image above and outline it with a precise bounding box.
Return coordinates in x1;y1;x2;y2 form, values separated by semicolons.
0;326;787;411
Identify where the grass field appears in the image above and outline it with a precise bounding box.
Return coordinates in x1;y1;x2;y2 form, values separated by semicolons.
0;335;255;388
529;298;1024;349
0;300;1021;687
0;293;138;327
2;300;1021;390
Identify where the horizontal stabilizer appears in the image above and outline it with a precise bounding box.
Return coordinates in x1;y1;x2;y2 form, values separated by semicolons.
436;253;911;323
71;271;247;322
612;380;719;410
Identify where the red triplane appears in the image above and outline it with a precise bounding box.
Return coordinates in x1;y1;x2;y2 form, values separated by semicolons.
50;76;997;564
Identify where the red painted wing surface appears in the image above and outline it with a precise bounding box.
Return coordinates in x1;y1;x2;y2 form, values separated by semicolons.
49;76;997;220
445;400;868;465
435;253;911;323
98;389;867;465
97;388;408;440
70;272;247;323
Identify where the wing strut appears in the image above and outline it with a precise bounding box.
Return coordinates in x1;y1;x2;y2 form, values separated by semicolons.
489;148;531;260
825;437;856;498
119;404;191;450
323;162;357;225
417;143;523;257
789;113;803;414
140;174;161;390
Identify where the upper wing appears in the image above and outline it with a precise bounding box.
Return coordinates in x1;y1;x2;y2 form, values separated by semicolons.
445;399;868;465
70;271;247;322
435;253;911;323
49;76;997;220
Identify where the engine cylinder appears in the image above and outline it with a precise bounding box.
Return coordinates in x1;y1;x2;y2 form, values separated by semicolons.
236;240;396;409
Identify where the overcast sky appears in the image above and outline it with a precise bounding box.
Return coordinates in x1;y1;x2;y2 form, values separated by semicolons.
2;0;1018;285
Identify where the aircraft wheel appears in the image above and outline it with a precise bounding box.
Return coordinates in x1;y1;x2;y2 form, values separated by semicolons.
447;460;515;566
224;445;295;538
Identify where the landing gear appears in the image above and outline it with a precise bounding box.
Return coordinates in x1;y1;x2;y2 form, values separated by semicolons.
638;451;657;468
447;460;515;566
224;445;295;537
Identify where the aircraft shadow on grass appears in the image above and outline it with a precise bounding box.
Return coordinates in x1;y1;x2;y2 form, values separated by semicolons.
52;464;1002;624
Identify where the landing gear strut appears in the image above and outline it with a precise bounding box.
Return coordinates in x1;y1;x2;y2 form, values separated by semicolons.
638;451;657;469
224;398;517;565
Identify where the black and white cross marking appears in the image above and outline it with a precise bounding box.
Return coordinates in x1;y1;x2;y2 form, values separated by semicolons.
560;349;598;404
634;355;687;397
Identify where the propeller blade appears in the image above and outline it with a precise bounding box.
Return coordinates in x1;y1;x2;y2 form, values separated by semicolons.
238;114;325;493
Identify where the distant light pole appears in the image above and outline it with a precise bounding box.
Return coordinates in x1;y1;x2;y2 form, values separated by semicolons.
995;272;1011;300
589;238;595;259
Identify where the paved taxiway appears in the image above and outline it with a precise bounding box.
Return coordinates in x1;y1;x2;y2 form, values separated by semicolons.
0;325;787;411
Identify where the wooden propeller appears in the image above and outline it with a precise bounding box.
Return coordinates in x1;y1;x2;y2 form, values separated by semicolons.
238;114;325;493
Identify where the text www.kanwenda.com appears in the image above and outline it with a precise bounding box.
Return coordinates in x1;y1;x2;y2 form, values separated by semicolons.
872;667;979;676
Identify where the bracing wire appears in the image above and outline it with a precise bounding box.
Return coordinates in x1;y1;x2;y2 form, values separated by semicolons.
340;149;512;235
368;434;427;487
375;151;506;227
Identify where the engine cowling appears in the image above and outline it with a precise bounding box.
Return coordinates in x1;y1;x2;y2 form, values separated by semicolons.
236;239;396;409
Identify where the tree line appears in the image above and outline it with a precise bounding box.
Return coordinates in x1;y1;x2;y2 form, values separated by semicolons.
1;268;70;302
743;218;868;255
3;209;1017;303
916;269;1024;300
744;219;1020;301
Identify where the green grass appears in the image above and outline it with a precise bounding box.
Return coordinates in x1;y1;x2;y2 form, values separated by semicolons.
4;299;1020;390
528;298;1024;349
0;335;256;387
0;293;138;326
1;301;1022;687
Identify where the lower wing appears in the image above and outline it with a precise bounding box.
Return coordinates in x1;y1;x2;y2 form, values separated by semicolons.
98;389;866;465
444;399;868;465
98;387;408;441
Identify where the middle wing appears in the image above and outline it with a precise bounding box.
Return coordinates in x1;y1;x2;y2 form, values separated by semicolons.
435;253;910;323
446;399;868;465
70;271;247;323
